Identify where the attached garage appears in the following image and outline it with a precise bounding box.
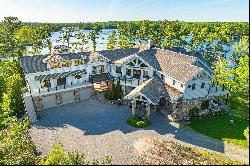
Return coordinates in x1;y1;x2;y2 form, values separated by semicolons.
62;91;75;104
41;95;57;109
36;85;93;110
80;87;92;100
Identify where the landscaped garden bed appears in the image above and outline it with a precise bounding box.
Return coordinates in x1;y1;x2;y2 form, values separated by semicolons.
188;113;249;148
127;115;150;128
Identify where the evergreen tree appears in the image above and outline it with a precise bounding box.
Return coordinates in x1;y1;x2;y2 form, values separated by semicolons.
107;30;117;50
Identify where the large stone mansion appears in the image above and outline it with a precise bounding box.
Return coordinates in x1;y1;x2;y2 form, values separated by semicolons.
20;41;228;123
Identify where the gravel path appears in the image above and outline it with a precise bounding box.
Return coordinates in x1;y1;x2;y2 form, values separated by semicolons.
29;98;249;165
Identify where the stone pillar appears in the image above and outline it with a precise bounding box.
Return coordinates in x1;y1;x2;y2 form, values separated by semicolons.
145;103;150;120
33;96;42;110
131;100;136;116
56;92;62;105
74;89;80;101
141;102;145;116
123;86;126;96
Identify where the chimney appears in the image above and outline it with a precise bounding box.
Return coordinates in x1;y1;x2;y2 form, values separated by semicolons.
147;40;155;49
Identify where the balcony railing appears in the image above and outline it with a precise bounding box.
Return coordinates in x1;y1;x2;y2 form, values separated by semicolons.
118;75;148;87
29;81;93;96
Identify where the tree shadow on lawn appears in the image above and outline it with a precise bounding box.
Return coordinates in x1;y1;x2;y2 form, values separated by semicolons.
32;99;227;153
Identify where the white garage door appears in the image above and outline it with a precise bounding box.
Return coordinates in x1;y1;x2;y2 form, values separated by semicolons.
42;95;57;109
80;87;92;100
62;91;75;104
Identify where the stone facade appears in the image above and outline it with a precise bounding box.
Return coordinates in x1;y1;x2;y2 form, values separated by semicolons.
170;97;214;121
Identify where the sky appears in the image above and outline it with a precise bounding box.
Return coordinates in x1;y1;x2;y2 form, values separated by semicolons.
0;0;248;23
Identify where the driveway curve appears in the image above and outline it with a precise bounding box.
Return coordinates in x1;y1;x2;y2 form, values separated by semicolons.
29;98;249;164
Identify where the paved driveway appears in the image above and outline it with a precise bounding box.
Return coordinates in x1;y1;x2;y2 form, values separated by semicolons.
29;98;249;164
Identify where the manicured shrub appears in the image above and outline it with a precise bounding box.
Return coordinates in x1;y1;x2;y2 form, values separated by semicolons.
188;107;200;120
104;81;121;100
127;115;150;128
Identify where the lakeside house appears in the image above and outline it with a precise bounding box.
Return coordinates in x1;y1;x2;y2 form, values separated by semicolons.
20;41;228;123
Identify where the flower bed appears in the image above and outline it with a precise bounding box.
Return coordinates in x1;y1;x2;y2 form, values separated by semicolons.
127;115;150;128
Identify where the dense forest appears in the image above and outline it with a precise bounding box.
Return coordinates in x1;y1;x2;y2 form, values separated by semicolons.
0;16;249;164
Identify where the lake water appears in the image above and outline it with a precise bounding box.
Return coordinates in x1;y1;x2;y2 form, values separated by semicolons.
26;28;147;55
28;29;117;55
24;28;234;58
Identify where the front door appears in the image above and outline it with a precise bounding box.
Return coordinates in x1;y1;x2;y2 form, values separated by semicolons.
133;69;141;79
57;77;66;86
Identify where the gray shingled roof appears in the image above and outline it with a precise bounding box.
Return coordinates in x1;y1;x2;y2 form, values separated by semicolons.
20;55;49;74
98;48;139;62
125;76;184;104
137;49;203;83
125;76;170;104
20;52;90;74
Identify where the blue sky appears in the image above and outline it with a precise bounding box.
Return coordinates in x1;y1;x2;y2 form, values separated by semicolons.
0;0;248;23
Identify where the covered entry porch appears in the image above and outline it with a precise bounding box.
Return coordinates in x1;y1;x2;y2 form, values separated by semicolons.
124;76;170;120
89;73;113;92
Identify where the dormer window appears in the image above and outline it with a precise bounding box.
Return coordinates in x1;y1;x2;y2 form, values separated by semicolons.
173;80;176;85
74;59;84;66
50;62;61;69
62;61;72;67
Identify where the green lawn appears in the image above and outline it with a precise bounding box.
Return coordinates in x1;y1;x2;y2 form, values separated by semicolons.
188;114;249;148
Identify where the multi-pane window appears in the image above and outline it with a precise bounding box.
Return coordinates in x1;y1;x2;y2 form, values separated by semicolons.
62;61;72;67
40;79;51;88
143;70;148;79
187;85;191;88
74;59;84;66
201;82;205;89
75;74;82;80
99;65;105;73
192;84;196;90
116;66;121;73
126;68;132;76
92;66;97;74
